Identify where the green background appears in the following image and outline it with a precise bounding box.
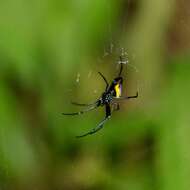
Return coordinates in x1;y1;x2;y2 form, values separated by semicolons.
0;0;190;189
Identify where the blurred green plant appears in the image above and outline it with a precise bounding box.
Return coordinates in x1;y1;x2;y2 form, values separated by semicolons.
0;0;190;190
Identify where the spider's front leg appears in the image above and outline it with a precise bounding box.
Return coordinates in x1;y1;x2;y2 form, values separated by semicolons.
76;104;111;138
98;72;109;90
62;100;101;116
71;101;98;107
113;91;138;101
126;91;138;99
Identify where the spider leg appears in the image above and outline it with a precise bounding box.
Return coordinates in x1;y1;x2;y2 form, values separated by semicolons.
71;101;98;107
113;91;138;101
98;72;109;90
76;116;110;138
62;102;100;116
118;56;123;76
76;104;111;138
126;91;138;99
112;103;120;111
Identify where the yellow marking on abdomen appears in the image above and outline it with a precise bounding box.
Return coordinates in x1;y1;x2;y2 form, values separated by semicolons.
115;84;121;98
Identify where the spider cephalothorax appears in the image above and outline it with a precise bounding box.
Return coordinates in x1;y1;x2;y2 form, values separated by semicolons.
62;55;138;138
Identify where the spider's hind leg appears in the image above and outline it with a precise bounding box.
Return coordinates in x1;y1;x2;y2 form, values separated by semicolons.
76;104;111;138
76;115;110;138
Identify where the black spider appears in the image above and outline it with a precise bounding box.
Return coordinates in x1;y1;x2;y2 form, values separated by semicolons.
62;55;138;138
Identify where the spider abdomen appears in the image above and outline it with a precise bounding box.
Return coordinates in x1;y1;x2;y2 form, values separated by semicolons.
114;83;122;98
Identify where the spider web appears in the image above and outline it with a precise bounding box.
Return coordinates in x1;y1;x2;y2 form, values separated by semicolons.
64;45;140;107
64;0;140;106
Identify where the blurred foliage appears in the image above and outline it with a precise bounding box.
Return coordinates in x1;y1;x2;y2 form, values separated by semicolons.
0;0;190;190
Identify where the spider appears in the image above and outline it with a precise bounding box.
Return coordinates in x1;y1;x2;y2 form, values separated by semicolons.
62;55;138;138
